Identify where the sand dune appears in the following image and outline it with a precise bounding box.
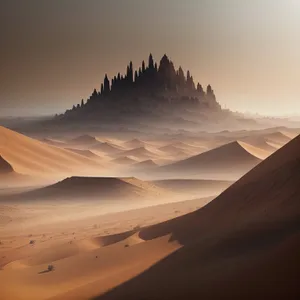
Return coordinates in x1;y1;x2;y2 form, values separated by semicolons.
1;127;299;300
0;155;36;188
264;131;291;145
113;147;159;161
42;138;67;148
68;134;99;146
158;144;191;157
91;142;124;154
0;126;102;176
241;136;278;153
153;179;233;197
2;176;170;202
131;159;158;170
122;139;152;149
111;156;137;165
64;148;101;159
95;134;300;300
168;141;207;153
159;140;262;179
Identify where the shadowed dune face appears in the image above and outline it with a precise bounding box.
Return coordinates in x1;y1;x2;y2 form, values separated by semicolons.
94;134;300;300
0;155;14;174
0;125;299;300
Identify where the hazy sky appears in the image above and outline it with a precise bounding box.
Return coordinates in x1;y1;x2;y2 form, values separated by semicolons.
0;0;299;116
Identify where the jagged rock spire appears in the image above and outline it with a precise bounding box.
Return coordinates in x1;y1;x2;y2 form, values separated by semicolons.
104;74;110;93
148;53;154;69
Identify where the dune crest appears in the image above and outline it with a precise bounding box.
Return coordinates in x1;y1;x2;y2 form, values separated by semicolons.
0;126;102;176
159;140;262;179
91;135;300;300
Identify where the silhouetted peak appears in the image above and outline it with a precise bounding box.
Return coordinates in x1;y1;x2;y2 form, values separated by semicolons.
148;53;154;69
197;83;204;94
207;84;213;94
64;53;221;117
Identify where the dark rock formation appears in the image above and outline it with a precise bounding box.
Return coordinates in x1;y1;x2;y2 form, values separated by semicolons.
57;54;221;123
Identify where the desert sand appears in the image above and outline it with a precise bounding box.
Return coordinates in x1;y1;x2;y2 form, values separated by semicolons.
157;140;263;180
91;131;300;299
0;125;299;300
0;126;103;178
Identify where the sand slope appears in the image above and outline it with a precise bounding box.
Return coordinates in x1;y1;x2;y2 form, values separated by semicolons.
2;176;171;202
158;145;191;157
264;131;291;146
153;179;233;197
97;134;300;299
68;134;99;146
64;148;101;159
113;147;158;161
132;159;158;170
111;156;137;165
159;141;262;179
122;139;151;149
0;155;14;174
0;126;102;176
91;142;124;154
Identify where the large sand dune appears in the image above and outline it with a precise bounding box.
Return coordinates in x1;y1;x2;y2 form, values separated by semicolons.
158;140;262;179
0;126;102;176
96;134;300;299
1;176;171;203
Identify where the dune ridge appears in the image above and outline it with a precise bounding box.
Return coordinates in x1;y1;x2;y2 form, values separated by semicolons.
95;134;300;299
0;126;102;176
159;140;262;179
1;176;171;202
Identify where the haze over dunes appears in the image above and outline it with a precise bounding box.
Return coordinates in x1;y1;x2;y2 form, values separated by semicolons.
0;124;298;300
158;140;263;180
1;1;300;298
1;176;172;203
94;135;300;300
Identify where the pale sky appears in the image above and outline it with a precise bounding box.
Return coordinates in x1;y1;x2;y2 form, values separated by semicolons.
0;0;299;116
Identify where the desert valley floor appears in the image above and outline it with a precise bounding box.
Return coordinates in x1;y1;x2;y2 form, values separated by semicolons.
1;125;300;299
